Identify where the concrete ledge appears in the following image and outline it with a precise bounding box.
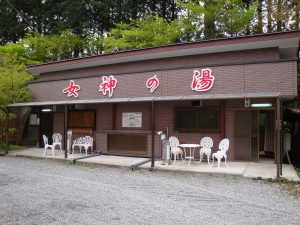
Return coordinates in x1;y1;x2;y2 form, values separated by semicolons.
5;148;300;181
243;163;299;181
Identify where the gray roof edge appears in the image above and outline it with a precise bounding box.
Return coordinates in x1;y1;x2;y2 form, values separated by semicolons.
8;92;282;107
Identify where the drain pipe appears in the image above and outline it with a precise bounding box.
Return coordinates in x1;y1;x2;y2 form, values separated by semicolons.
150;100;156;170
129;159;152;171
69;151;101;164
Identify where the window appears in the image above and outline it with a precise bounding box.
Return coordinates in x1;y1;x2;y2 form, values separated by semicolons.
174;106;220;132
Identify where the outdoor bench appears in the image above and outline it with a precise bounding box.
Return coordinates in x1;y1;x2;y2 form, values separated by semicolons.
72;136;93;155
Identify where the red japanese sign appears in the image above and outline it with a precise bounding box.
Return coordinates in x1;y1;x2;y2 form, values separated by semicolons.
191;68;215;92
63;80;80;97
146;75;159;93
99;75;117;97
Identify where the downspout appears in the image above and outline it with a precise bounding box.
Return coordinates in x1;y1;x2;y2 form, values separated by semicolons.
5;108;9;154
276;97;282;178
280;99;283;176
150;100;155;170
64;105;68;159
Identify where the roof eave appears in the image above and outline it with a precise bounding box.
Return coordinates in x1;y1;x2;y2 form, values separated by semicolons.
26;31;300;75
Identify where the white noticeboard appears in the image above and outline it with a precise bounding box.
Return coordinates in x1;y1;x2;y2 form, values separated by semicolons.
122;112;142;128
29;114;38;125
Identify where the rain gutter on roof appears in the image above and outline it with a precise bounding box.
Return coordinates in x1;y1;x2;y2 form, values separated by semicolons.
8;92;281;107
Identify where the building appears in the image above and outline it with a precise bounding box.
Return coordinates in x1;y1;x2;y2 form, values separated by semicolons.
9;31;300;171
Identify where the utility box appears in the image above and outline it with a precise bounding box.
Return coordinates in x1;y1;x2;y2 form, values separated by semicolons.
67;130;72;153
284;133;291;152
162;140;170;163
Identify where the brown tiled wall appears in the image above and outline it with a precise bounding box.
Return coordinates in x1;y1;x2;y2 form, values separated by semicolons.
29;61;297;102
53;112;65;147
75;101;225;158
53;98;276;160
38;48;279;81
225;110;235;160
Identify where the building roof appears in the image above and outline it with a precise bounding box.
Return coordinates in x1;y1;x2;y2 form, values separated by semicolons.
26;31;300;75
8;92;280;107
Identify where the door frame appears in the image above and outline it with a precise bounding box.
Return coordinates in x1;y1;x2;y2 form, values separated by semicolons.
234;108;275;161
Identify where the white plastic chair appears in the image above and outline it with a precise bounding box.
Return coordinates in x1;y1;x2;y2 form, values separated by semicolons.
43;135;55;156
199;137;213;164
169;136;183;162
52;133;62;153
211;138;229;168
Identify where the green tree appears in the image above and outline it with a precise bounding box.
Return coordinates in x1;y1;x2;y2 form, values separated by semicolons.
0;0;181;46
180;0;257;39
179;0;219;40
0;0;27;44
0;44;34;153
218;0;257;36
103;15;182;52
21;30;82;62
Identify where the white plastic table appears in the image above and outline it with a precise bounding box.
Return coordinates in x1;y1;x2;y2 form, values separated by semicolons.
179;144;201;166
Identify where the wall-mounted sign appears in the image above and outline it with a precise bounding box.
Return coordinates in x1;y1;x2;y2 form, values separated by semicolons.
122;112;142;128
146;75;159;93
99;75;117;97
191;68;215;92
63;80;81;97
29;114;39;125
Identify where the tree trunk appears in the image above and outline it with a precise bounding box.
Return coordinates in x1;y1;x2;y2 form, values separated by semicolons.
244;0;251;35
277;0;282;31
131;0;138;20
295;0;300;30
171;0;176;20
267;0;272;32
161;0;167;19
203;0;216;39
257;0;263;33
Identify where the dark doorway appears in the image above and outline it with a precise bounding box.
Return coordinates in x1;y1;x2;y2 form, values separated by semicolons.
258;110;275;161
39;110;53;147
235;110;275;161
235;110;258;161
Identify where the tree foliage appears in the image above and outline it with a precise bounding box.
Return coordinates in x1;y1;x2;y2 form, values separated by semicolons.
22;30;82;62
0;0;180;45
0;48;34;111
179;0;257;39
0;0;299;57
104;15;182;52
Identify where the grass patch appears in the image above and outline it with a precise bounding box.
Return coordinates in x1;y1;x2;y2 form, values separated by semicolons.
252;176;300;197
296;168;300;178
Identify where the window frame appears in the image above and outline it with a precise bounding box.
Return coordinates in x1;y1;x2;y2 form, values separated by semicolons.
174;106;221;133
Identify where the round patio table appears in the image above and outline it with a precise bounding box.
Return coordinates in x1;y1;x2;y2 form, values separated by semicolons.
179;144;201;166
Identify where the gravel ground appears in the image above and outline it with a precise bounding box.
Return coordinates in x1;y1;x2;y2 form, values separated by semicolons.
0;157;299;225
